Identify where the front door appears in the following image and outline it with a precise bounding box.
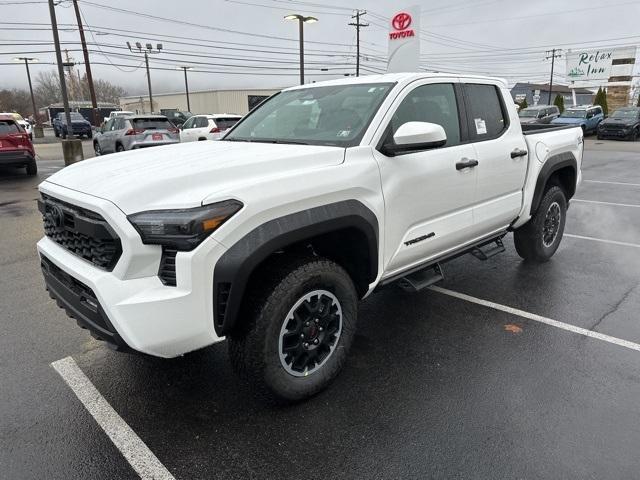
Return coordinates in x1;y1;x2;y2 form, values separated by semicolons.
374;81;479;277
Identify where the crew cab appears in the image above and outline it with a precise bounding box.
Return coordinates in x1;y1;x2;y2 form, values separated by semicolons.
37;73;583;403
0;115;36;175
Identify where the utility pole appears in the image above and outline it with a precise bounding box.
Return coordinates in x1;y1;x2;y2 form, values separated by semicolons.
48;0;83;163
349;10;368;77
14;57;39;127
127;42;162;113
177;66;193;112
72;0;98;126
64;50;75;100
545;48;562;105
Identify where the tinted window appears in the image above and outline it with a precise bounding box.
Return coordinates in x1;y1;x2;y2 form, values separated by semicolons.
114;118;126;130
390;83;460;147
0;120;20;134
182;117;195;129
465;84;507;139
195;117;209;128
213;117;240;130
132;118;173;130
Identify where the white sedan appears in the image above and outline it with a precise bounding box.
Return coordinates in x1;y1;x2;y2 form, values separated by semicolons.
179;114;242;142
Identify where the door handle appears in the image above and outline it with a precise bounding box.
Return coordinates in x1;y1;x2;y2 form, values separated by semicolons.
456;158;479;170
511;148;528;158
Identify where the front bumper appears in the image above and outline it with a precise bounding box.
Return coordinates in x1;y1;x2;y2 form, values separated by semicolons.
0;150;35;166
37;182;228;358
598;128;632;139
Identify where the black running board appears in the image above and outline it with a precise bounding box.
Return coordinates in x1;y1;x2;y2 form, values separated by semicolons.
470;237;505;261
398;263;444;292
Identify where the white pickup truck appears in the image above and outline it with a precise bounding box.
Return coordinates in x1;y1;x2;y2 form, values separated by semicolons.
37;73;583;402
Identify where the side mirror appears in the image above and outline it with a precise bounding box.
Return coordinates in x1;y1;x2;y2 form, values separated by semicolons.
382;122;447;156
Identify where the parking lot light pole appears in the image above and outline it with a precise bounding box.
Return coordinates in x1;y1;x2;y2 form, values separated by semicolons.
284;14;318;85
127;42;163;113
13;57;41;132
176;66;193;112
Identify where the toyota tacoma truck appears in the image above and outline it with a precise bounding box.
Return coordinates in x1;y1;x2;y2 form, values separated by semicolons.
37;73;583;402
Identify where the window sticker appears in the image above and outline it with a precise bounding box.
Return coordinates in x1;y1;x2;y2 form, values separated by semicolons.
474;118;487;135
337;130;351;137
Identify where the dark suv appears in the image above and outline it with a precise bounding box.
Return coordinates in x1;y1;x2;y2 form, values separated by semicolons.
597;107;640;141
518;105;560;124
53;112;93;139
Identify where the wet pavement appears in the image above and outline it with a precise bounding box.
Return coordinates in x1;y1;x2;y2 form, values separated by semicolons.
1;138;639;479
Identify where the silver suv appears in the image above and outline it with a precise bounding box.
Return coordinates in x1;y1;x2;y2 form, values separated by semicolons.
93;115;180;155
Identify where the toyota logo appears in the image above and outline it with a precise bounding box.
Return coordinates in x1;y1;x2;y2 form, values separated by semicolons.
48;205;65;228
392;12;412;31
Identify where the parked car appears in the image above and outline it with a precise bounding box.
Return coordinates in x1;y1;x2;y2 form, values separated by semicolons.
0;112;33;140
53;112;93;139
103;110;134;125
551;105;604;134
38;73;583;403
160;109;193;127
597;107;640;141
179;114;242;142
93;114;180;154
518;105;560;124
0;115;36;175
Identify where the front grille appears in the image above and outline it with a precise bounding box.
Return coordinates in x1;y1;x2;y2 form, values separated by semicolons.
40;194;122;271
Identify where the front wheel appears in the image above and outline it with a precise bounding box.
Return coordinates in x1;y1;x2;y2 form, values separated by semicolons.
228;255;358;403
514;185;567;263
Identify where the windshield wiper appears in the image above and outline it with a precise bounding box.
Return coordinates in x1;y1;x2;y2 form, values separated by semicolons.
263;139;309;145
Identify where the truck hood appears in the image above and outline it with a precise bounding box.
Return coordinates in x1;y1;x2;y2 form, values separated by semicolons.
44;141;345;213
551;117;584;125
600;118;637;127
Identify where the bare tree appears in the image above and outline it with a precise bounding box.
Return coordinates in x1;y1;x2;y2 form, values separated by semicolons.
35;69;128;107
34;70;62;107
0;88;32;115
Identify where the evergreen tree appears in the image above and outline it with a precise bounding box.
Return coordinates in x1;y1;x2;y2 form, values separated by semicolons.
601;88;608;116
553;94;565;113
637;94;640;107
518;98;528;110
593;87;603;109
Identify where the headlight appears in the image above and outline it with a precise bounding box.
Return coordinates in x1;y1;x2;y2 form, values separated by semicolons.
128;200;243;251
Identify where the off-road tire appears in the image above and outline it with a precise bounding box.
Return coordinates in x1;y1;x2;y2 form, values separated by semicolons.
514;185;567;262
26;161;37;176
228;255;358;403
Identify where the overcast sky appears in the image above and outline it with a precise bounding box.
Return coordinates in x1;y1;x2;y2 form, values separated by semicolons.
1;0;639;96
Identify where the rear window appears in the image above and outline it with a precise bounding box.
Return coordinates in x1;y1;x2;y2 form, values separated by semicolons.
0;120;20;134
214;117;241;130
132;118;173;130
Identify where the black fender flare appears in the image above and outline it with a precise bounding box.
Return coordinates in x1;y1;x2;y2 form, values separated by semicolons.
212;200;379;336
530;151;577;215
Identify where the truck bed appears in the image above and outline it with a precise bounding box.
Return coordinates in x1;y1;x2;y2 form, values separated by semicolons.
521;124;580;135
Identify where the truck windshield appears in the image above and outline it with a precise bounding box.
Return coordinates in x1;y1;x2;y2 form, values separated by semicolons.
224;83;394;147
611;109;639;119
560;110;587;118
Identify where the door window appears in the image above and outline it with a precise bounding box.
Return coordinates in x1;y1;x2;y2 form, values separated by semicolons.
113;118;125;130
465;84;508;140
389;83;461;147
195;117;209;128
182;117;195;129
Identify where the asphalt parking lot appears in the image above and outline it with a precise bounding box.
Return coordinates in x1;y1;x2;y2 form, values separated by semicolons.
1;138;639;479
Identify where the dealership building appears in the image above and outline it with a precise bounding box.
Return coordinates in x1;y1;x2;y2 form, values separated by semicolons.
510;83;594;106
119;88;281;115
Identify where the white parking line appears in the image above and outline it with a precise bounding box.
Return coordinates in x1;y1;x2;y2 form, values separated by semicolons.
51;357;176;480
584;180;640;187
429;286;640;353
565;233;640;249
572;198;640;208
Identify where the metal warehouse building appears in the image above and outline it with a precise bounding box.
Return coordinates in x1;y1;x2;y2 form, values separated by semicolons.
119;88;281;115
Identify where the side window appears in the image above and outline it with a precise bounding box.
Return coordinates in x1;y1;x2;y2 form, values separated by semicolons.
113;118;123;130
390;83;461;147
104;119;114;131
465;84;508;139
182;117;195;129
195;117;209;128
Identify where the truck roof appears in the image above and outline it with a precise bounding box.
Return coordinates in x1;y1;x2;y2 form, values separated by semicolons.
283;72;508;91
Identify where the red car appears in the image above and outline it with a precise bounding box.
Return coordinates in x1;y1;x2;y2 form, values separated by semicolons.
0;114;36;175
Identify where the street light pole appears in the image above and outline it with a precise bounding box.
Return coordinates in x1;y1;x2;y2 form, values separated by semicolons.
284;14;318;85
127;42;162;113
177;66;193;112
14;57;38;125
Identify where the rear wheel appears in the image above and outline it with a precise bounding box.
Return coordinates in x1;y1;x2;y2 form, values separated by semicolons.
514;185;567;263
228;255;358;403
116;143;125;152
26;161;37;176
630;128;639;141
94;141;102;156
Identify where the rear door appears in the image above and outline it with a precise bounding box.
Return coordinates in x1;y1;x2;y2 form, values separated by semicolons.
193;116;210;140
98;119;114;152
374;80;479;276
462;82;528;235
